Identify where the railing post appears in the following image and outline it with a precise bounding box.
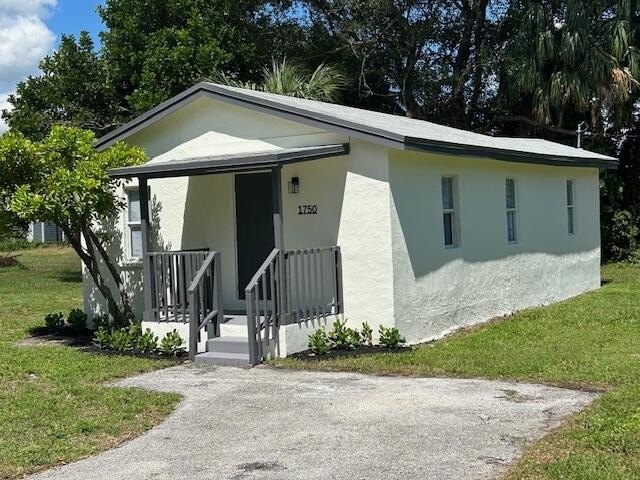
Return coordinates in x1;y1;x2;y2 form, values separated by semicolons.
213;252;223;338
189;290;197;360
335;247;344;315
246;290;257;365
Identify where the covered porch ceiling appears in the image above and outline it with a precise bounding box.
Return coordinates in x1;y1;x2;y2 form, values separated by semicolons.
108;143;350;179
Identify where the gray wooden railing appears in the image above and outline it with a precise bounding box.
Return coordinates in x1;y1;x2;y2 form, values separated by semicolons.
245;249;282;365
147;251;209;322
284;247;343;323
188;251;224;360
245;246;343;365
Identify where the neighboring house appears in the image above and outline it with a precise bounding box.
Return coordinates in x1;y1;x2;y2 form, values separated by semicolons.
27;222;65;243
84;82;617;366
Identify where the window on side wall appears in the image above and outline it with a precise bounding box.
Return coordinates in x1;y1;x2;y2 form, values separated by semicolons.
566;179;575;235
506;178;517;244
441;176;458;248
127;188;143;259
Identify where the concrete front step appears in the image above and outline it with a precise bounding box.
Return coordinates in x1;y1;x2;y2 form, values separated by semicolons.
207;336;249;355
194;351;251;368
219;314;249;337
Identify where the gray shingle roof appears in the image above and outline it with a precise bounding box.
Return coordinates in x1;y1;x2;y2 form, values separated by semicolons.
95;82;617;168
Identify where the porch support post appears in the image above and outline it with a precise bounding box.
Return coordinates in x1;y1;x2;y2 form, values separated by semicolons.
139;176;153;322
271;166;287;326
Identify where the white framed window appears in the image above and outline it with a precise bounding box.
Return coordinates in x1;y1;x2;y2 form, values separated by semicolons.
566;179;575;235
441;176;459;248
126;188;143;259
505;178;517;244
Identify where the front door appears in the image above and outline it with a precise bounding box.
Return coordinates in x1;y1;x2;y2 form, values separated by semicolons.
235;173;275;299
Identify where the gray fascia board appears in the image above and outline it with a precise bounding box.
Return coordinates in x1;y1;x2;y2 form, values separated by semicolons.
108;144;349;179
404;139;618;169
96;82;618;168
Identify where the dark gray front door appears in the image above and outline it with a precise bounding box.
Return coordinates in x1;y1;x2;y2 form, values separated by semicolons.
235;173;275;299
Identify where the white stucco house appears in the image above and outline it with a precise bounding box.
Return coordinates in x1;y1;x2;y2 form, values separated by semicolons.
84;82;616;366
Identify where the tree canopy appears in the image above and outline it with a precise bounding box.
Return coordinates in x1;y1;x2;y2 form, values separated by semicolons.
2;0;640;259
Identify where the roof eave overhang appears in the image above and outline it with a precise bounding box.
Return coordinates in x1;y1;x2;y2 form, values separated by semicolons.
96;82;618;169
108;143;350;179
404;138;618;169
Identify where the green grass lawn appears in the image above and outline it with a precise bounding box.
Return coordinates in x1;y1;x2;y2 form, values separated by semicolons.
0;247;180;479
273;263;640;479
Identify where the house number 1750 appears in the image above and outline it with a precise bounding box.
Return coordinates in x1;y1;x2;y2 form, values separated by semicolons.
298;205;318;215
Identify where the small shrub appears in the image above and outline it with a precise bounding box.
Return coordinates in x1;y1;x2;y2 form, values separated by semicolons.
378;325;406;349
137;328;158;354
67;309;87;332
93;327;112;350
160;330;185;357
44;312;65;332
361;322;373;346
110;328;133;353
127;323;142;345
92;313;111;330
308;328;330;355
328;319;362;350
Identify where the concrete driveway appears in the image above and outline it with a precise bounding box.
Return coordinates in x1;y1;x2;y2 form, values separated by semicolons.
29;365;595;480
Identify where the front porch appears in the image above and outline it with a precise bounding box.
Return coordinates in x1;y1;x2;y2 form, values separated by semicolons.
144;246;343;366
109;145;349;366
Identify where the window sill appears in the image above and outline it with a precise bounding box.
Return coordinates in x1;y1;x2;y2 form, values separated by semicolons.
120;259;143;269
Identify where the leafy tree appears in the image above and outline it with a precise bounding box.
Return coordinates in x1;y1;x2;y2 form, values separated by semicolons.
0;127;147;327
98;0;303;114
497;0;640;137
216;58;345;101
2;33;121;140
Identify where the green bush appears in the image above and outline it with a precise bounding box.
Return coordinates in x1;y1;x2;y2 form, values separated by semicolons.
137;328;158;354
44;312;64;332
378;326;406;349
328;318;362;350
67;309;87;332
0;238;43;252
361;322;373;346
93;327;112;349
110;328;133;353
159;330;185;357
127;323;142;345
308;328;330;355
92;313;111;330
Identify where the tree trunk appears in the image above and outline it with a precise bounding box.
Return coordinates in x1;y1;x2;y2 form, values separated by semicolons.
61;224;129;328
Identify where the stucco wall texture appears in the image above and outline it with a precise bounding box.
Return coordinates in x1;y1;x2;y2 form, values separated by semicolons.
83;96;602;351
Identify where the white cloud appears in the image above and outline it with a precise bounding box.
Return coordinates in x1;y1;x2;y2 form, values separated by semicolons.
0;0;57;17
0;93;11;134
0;0;57;131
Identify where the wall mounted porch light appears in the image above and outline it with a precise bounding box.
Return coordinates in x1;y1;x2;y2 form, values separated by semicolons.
288;176;300;194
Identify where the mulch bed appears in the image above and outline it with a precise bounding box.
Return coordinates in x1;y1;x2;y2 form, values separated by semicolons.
289;345;413;361
20;327;186;360
0;254;21;268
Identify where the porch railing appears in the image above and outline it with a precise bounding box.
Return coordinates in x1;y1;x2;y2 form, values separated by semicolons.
245;249;282;365
147;251;209;322
188;251;224;359
245;246;343;365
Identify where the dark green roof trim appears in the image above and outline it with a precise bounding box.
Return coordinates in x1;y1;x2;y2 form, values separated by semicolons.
108;144;350;179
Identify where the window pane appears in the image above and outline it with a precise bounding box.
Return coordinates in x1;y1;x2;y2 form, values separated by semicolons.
441;177;454;210
506;179;515;209
566;180;573;206
507;211;517;243
568;207;575;235
443;212;454;246
128;189;141;222
130;227;142;258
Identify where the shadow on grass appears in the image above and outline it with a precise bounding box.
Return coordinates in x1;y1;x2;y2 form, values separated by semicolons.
55;270;83;284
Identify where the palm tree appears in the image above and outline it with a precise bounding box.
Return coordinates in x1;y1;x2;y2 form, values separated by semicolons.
215;58;345;102
499;0;640;135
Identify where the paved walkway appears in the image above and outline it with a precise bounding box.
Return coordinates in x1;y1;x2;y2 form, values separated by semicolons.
29;365;596;480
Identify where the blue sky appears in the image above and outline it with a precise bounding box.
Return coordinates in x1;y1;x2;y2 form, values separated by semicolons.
0;0;105;131
48;0;104;46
